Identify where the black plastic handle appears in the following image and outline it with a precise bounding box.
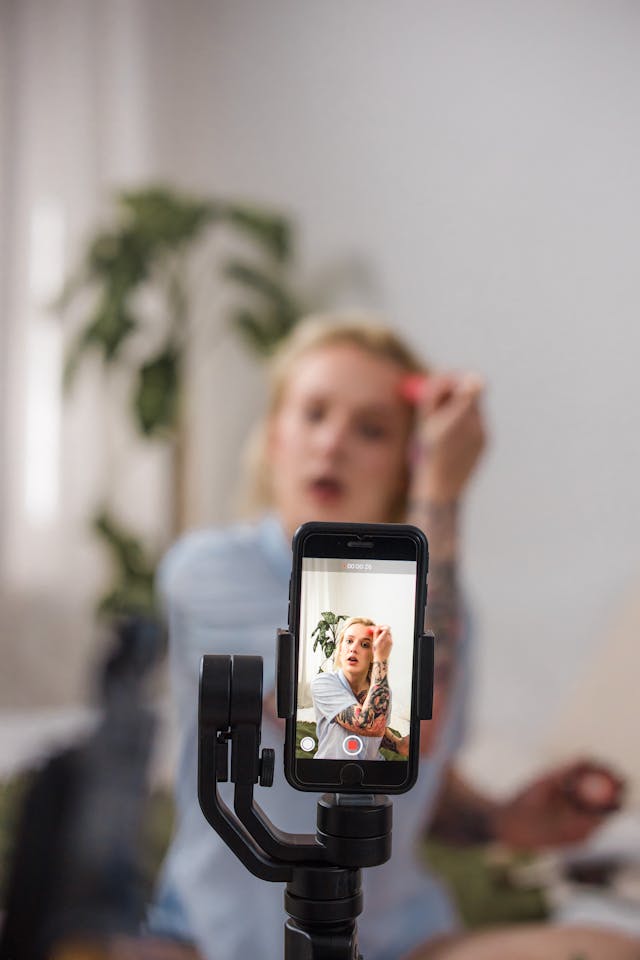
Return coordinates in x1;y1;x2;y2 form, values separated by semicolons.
276;629;295;719
417;631;435;720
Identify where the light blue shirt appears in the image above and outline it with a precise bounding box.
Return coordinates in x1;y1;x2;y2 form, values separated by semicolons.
148;515;469;960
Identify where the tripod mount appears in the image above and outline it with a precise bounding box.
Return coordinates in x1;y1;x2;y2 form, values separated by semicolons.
197;629;434;960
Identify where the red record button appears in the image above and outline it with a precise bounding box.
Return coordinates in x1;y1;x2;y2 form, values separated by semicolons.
343;734;363;755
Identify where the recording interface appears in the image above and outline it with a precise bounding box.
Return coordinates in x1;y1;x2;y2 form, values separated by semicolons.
296;557;417;762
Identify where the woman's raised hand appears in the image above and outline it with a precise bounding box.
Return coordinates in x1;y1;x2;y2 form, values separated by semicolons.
372;625;393;662
410;372;487;504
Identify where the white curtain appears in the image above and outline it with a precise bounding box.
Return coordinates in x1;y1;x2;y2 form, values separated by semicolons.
0;0;161;709
298;567;333;707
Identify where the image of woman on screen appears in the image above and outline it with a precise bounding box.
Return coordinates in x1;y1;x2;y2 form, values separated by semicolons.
310;616;409;760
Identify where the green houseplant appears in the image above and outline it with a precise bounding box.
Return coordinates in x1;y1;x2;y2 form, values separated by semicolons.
311;611;348;672
59;184;303;617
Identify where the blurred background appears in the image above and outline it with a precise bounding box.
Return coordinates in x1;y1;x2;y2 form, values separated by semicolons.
1;0;639;886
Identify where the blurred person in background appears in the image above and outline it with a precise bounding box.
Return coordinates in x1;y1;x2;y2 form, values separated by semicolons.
146;313;635;960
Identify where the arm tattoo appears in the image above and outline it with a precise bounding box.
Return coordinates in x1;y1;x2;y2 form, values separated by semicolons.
426;560;457;680
335;662;390;737
406;500;461;688
381;729;398;752
407;499;458;557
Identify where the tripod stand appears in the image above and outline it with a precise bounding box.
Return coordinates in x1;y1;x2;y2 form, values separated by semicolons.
197;630;434;960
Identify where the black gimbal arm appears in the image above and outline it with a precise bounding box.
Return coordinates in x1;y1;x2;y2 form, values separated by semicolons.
229;656;328;862
197;654;322;883
197;628;435;876
198;727;291;882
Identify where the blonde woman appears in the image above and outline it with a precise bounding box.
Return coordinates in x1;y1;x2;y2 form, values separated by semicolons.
149;313;635;960
311;617;407;760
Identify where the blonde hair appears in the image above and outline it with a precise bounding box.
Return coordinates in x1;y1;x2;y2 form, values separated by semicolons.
238;310;429;516
334;617;376;678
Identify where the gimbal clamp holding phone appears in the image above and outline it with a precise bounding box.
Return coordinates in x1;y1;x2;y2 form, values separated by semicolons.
197;629;435;960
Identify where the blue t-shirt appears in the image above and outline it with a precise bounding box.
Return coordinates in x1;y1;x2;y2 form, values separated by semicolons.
312;669;386;760
148;515;469;960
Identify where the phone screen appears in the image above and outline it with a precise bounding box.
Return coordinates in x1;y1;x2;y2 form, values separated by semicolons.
297;556;417;762
287;523;427;793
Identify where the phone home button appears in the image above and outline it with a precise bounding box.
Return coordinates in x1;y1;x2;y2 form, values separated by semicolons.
340;762;364;786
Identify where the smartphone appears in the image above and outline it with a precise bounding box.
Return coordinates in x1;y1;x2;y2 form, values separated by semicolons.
284;521;428;794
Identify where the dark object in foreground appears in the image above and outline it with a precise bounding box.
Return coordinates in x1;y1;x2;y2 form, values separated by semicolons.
0;617;164;960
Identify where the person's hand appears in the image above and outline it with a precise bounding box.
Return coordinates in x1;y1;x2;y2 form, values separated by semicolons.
409;372;487;504
396;734;410;757
371;624;393;662
561;759;625;814
492;759;626;850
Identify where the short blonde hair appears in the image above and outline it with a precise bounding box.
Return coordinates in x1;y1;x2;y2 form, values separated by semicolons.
334;617;376;678
239;311;428;516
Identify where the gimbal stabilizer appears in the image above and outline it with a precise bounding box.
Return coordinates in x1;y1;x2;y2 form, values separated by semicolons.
197;629;434;960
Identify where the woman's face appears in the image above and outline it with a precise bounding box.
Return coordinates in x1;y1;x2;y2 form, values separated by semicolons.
339;624;374;688
267;343;413;537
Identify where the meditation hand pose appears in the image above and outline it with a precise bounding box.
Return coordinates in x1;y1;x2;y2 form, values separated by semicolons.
311;618;407;760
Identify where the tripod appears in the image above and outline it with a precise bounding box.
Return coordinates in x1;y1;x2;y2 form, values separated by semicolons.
197;630;434;960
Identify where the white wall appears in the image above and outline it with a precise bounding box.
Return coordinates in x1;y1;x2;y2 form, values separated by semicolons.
137;0;640;778
2;0;639;787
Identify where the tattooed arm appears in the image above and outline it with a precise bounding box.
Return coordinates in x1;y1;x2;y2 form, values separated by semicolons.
404;375;569;848
335;660;390;738
409;501;459;676
381;728;410;756
349;691;408;753
405;499;461;755
404;373;486;754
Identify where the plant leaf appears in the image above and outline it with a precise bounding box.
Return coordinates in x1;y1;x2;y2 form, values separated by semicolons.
86;227;152;288
97;581;156;619
93;509;155;576
133;346;180;436
224;260;297;314
62;298;137;389
93;509;158;618
313;612;350;662
230;308;277;355
222;203;292;262
224;259;298;350
86;296;138;361
62;330;88;391
118;185;216;249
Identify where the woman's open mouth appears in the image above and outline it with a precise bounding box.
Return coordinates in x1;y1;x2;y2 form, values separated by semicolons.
308;476;345;504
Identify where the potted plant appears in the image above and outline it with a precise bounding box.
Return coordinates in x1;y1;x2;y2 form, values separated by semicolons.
311;612;348;672
59;184;302;618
